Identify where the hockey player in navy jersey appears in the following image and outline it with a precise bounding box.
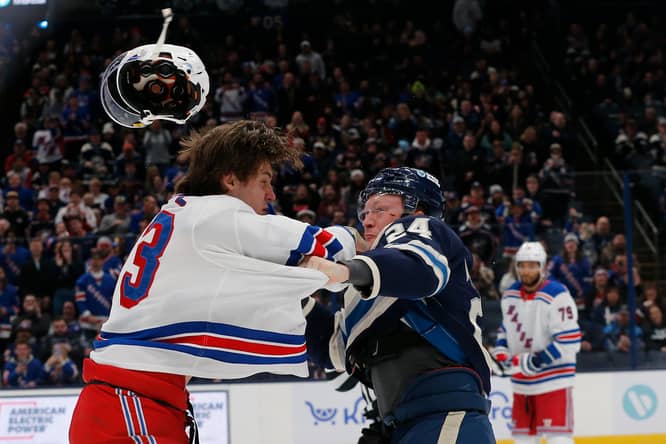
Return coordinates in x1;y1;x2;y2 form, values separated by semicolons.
300;167;495;444
493;242;581;444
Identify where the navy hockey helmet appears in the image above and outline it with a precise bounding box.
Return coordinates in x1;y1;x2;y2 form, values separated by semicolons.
358;167;445;220
101;43;209;128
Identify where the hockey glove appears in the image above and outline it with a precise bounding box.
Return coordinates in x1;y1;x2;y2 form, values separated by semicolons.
513;353;542;376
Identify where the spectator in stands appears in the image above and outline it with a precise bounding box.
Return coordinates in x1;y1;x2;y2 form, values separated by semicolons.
11;294;50;341
97;195;130;236
43;185;65;219
295;209;316;225
316;183;345;226
604;305;643;353
487;184;504;210
542;111;576;162
29;198;55;238
55;190;97;232
143;120;172;175
599;233;626;268
341;169;365;217
1;191;30;240
525;174;546;213
0;233;30;286
591;216;613;258
61;95;90;138
485;138;512;191
5;173;34;212
4;138;33;174
501;199;535;258
63;215;95;258
405;127;442;179
101;122;118;152
640;282;664;318
7;156;33;189
470;253;498;299
61;300;81;337
41;341;79;385
458;205;497;265
296;40;326;80
449;133;484;194
92;236;122;279
52;239;84;315
18;237;57;299
79;128;114;181
2;339;43;388
38;316;84;367
548;233;593;307
590;285;624;328
480;119;512;155
75;248;115;343
389;103;418;144
87;177;108;209
215;72;247;123
584;268;611;319
115;135;145;179
610;253;642;298
58;177;73;204
465;181;486;208
644;304;666;352
0;267;19;351
539;143;574;223
614;119;648;162
128;195;159;235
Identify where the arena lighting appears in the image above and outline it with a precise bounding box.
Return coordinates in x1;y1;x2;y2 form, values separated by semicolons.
37;19;48;28
0;0;10;7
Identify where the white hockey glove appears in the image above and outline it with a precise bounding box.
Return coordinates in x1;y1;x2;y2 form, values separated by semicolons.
514;353;541;376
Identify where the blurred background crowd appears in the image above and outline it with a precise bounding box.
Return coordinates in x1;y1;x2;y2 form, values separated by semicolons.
0;0;664;387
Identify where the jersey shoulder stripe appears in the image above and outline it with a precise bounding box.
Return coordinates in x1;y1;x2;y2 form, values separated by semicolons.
541;279;569;298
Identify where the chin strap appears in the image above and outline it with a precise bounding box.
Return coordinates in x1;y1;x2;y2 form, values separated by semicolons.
152;8;174;58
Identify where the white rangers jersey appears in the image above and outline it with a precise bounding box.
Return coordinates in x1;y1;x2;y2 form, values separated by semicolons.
494;279;582;395
91;194;354;379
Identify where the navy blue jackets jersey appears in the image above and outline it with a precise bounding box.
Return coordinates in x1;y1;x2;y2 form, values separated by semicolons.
347;215;493;394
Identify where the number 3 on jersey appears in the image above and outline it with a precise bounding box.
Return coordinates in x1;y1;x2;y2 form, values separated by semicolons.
120;211;175;308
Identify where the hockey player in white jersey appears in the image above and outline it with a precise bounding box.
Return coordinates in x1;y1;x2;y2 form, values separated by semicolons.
69;120;356;444
493;242;581;444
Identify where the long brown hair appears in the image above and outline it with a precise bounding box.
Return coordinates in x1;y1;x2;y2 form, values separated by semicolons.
175;120;302;195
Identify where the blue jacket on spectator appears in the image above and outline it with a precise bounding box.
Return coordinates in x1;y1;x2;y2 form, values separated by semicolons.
4;186;34;211
3;355;43;387
0;244;30;285
0;281;19;339
75;270;115;331
43;357;79;385
548;255;593;298
502;215;535;256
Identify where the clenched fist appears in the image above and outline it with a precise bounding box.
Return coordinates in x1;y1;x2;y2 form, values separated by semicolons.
299;256;350;285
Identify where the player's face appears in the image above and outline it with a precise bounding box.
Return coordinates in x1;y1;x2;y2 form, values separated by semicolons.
360;194;404;244
227;161;276;215
516;261;542;288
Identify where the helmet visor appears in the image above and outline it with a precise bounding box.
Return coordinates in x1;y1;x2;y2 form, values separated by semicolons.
100;52;147;128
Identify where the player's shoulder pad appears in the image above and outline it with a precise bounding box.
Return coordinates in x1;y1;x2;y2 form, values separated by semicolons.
541;279;570;298
508;280;523;292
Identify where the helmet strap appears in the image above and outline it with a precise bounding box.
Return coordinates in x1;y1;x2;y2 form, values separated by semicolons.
152;8;174;58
